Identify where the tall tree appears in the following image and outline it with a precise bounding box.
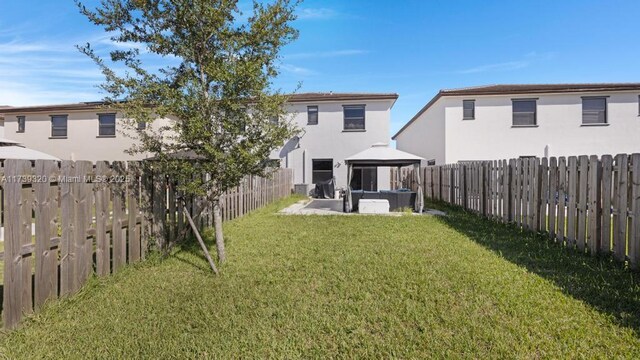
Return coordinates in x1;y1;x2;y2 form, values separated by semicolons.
77;0;300;263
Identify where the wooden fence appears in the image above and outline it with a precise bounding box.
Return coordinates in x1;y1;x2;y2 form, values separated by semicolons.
0;159;293;329
392;154;640;268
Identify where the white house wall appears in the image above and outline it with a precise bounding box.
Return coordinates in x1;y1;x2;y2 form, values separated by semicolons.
5;98;395;190
4;111;172;161
444;91;640;162
395;99;446;165
278;100;393;190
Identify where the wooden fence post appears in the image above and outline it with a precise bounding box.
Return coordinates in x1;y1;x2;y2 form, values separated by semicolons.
34;160;59;309
613;154;629;262
587;155;602;256
95;161;111;276
601;155;613;254
577;155;589;252
557;157;567;245
548;157;558;239
630;153;640;269
567;156;578;248
3;160;28;329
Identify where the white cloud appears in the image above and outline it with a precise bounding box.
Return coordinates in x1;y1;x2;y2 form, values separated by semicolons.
0;40;54;53
456;60;529;74
297;8;338;20
280;64;315;76
0;80;100;106
456;52;556;74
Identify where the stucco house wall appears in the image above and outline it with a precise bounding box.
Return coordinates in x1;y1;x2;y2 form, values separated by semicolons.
394;99;446;165
2;93;397;190
276;99;394;190
3;110;172;162
444;92;640;162
394;85;640;164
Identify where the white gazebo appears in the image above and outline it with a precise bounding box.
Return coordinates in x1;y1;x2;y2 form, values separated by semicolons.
0;138;59;161
344;143;424;213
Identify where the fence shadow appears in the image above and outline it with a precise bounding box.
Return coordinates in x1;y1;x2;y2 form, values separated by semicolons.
431;202;640;335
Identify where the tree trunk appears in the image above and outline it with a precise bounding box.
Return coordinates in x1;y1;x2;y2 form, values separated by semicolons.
213;200;226;263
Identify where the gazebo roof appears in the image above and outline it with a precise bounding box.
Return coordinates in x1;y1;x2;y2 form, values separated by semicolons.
345;143;424;166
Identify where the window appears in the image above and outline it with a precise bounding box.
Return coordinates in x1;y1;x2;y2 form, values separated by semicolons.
312;159;333;183
343;105;365;130
17;116;25;133
427;159;436;166
512;99;537;126
307;106;318;125
582;97;607;125
98;113;116;136
50;115;68;137
137;121;146;130
463;100;475;120
350;167;377;191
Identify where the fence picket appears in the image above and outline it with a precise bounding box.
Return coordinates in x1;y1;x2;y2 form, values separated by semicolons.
587;155;602;255
567;156;578;248
548;157;558;239
613;154;629;262
630;154;640;269
577;155;589;252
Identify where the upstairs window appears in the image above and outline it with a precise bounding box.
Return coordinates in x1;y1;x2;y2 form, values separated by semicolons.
50;115;68;138
98;113;116;136
512;99;537;126
307;106;318;125
343;105;365;130
582;97;607;124
17;116;25;133
463;100;475;120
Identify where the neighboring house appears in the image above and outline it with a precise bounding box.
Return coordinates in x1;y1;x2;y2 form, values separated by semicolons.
393;83;640;165
274;93;397;190
0;105;9;137
0;103;171;162
0;92;398;190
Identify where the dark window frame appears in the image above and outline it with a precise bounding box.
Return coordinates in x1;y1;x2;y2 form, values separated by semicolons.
307;105;318;125
17;116;25;133
512;99;537;127
343;104;366;131
462;100;475;120
581;96;608;125
312;158;333;183
50;114;68;138
98;113;117;136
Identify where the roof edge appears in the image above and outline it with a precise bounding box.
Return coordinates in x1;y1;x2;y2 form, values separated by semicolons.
392;82;640;139
392;91;443;140
1;93;400;114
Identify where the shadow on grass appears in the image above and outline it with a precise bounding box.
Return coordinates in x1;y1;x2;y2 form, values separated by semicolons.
171;231;221;274
429;200;640;335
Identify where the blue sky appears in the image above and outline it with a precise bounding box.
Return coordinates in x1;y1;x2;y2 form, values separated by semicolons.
1;0;639;135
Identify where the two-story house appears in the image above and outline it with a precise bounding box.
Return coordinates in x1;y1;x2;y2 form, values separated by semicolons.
393;83;640;164
0;92;398;190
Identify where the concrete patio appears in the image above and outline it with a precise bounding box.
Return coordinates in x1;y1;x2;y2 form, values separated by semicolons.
279;199;446;216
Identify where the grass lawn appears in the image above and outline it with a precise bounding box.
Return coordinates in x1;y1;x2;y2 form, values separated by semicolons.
1;196;640;358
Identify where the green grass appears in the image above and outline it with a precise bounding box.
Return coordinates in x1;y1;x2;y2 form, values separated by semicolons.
1;196;640;358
